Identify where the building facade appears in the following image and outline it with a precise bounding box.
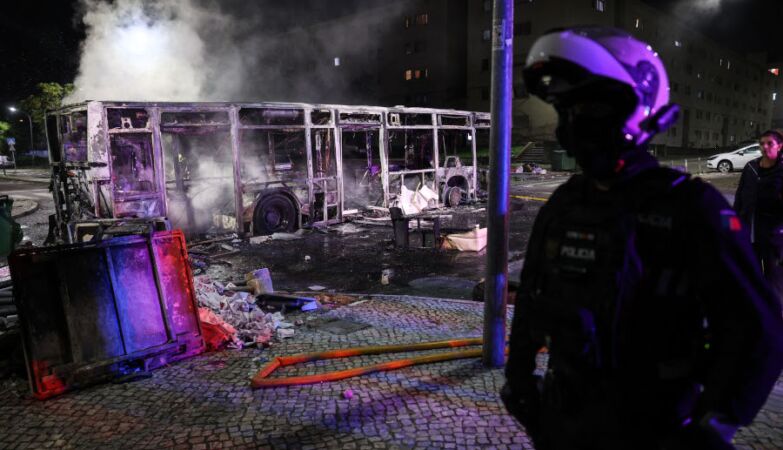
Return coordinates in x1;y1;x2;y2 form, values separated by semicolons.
302;0;775;151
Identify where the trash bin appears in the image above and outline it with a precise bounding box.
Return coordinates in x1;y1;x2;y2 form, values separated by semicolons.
0;195;22;257
551;149;576;171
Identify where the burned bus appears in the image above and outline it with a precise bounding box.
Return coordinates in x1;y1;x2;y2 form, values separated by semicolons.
44;101;490;242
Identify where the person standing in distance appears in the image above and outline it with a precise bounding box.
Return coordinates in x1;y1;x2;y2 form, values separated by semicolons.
501;26;783;450
734;129;783;302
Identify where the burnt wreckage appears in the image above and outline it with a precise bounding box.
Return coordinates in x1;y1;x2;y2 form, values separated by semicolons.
44;101;490;242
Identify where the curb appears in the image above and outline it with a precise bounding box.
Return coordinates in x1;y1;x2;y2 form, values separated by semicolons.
11;201;39;219
0;174;49;185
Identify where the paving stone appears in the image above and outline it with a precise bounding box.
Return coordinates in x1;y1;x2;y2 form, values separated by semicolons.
1;295;782;448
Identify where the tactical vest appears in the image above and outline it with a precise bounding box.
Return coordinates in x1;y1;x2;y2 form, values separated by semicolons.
527;167;709;420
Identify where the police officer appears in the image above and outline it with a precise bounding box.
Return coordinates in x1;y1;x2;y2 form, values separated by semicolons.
501;27;783;450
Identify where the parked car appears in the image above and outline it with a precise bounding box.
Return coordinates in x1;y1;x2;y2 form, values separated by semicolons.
706;143;761;173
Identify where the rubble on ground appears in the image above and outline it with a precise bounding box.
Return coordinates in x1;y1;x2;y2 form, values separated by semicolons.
193;275;284;348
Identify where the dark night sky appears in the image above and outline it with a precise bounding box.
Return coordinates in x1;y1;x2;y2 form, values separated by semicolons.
0;0;781;110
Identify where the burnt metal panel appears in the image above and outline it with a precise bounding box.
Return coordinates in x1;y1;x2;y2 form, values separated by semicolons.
8;230;204;399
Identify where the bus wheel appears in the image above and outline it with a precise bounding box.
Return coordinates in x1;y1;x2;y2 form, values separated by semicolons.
445;186;463;207
253;194;297;235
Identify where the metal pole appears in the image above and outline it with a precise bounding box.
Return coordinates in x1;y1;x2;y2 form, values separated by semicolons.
483;0;513;368
27;114;34;164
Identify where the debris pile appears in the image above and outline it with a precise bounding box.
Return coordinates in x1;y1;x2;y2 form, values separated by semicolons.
193;275;286;349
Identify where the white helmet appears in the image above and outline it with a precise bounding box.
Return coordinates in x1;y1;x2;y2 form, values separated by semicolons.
523;26;679;146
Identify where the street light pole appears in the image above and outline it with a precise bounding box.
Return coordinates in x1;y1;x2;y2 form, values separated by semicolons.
483;0;513;368
8;106;35;164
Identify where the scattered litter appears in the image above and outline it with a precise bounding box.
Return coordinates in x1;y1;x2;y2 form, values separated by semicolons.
231;238;242;243
198;307;242;350
332;223;366;234
249;235;272;245
343;388;354;399
306;293;360;307
294;319;304;326
257;293;318;312
194;275;281;346
301;300;320;312
220;243;235;251
342;209;359;216
276;328;295;339
441;226;487;252
246;268;274;295
308;285;327;291
270;231;304;241
348;299;369;307
381;268;393;285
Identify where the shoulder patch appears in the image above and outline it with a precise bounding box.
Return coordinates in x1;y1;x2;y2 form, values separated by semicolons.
720;209;742;232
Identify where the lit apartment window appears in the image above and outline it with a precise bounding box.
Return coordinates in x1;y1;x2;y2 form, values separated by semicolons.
414;70;421;79
770;68;780;76
727;60;731;70
405;69;413;81
416;13;429;25
719;58;723;67
674;40;682;47
634;18;642;29
405;16;411;29
773;92;778;101
594;0;606;12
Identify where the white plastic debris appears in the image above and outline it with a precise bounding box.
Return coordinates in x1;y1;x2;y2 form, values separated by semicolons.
276;328;295;339
249;235;272;245
301;300;320;312
308;285;326;291
441;226;488;252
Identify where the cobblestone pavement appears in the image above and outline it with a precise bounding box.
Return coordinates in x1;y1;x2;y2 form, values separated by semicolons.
1;295;782;449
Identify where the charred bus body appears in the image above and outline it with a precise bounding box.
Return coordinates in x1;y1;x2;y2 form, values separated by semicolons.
45;101;490;242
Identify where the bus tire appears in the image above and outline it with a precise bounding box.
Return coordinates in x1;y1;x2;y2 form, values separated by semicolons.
253;194;297;235
445;186;463;207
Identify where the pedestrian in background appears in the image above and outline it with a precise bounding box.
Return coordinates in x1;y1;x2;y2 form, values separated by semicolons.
502;26;783;450
734;129;783;301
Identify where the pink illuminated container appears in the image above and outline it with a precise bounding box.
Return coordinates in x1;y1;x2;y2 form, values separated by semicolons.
8;230;204;399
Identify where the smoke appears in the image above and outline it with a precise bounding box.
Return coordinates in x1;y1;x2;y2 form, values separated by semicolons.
671;0;731;21
66;0;406;105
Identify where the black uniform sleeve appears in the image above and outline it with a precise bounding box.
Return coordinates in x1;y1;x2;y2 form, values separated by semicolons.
687;181;783;425
502;189;563;429
733;167;748;214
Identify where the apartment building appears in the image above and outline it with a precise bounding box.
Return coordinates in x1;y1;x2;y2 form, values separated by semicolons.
466;0;775;149
300;0;774;150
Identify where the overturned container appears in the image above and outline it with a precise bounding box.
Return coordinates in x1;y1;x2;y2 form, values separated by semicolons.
8;229;204;399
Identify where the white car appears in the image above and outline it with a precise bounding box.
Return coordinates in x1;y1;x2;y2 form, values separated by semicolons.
706;144;761;173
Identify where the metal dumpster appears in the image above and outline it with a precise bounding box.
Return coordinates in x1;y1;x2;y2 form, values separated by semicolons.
8;230;204;399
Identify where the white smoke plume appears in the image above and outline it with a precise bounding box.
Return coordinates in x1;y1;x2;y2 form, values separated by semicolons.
65;0;407;105
672;0;729;19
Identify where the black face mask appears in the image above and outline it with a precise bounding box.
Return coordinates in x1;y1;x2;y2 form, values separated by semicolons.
555;102;633;180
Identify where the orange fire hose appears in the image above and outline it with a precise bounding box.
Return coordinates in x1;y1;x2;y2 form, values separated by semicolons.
251;337;506;388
